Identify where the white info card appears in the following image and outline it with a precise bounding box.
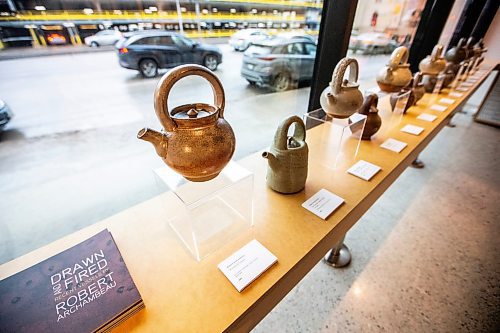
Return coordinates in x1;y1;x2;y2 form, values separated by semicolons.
347;160;381;181
417;113;438;122
302;189;344;220
218;239;277;292
401;124;424;136
430;104;447;112
380;138;407;153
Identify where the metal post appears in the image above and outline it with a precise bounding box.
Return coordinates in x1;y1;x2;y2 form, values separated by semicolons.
175;0;184;34
324;235;351;268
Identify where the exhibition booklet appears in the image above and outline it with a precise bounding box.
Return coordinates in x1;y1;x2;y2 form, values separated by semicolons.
0;229;144;333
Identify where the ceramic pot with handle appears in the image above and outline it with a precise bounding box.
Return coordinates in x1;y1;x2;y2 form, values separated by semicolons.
390;87;415;114
445;38;467;65
419;44;446;75
320;57;363;119
262;116;308;194
411;72;425;103
376;46;413;92
356;94;382;140
137;64;236;182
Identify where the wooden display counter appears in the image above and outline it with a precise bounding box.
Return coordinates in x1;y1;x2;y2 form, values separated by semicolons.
0;64;495;333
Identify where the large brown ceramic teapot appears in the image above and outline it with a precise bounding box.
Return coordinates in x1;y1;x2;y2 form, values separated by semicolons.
419;44;446;75
445;38;467;65
137;64;236;182
376;46;413;92
320;57;363;118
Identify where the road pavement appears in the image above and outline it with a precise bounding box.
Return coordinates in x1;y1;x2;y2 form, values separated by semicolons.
0;45;389;263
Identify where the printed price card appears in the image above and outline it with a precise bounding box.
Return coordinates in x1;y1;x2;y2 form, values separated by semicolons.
401;124;424;136
380;138;407;153
218;240;277;292
302;189;344;220
417;113;438;122
347;160;381;181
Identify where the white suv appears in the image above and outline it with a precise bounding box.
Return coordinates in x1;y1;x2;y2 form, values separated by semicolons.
84;30;123;47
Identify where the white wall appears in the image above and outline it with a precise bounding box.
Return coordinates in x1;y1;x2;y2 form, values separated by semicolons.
483;9;500;61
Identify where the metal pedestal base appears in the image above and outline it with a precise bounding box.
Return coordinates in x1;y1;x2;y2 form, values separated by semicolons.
411;158;425;169
324;244;351;268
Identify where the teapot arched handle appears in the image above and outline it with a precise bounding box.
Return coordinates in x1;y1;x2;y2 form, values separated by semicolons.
389;46;409;69
154;64;225;132
275;115;306;150
331;57;359;95
430;44;443;62
413;72;423;88
457;37;466;49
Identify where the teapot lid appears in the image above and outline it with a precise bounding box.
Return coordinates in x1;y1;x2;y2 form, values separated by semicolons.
172;107;212;119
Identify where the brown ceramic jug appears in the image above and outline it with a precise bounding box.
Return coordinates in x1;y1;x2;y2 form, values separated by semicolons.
137;64;236;182
376;46;413;92
445;38;467;64
262;116;308;194
419;44;446;75
357;94;382;140
320;57;363;118
390;87;415;114
410;72;425;103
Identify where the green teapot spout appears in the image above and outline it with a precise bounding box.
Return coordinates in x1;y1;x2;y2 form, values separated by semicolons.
262;151;278;168
137;128;168;158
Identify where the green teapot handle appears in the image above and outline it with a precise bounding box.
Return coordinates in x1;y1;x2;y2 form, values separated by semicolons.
275;115;306;150
388;46;409;69
331;57;359;95
154;64;225;132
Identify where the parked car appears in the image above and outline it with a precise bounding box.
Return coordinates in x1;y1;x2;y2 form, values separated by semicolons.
84;30;123;47
0;99;13;132
229;29;270;51
241;39;317;92
116;31;222;78
274;31;317;44
349;32;398;54
46;33;67;45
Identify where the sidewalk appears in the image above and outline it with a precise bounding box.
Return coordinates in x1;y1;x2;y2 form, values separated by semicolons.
0;37;228;61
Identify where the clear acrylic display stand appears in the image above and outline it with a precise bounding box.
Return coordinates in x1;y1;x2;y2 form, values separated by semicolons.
303;109;367;169
154;161;254;261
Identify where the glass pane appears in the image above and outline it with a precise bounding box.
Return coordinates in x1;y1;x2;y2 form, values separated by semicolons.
350;0;428;90
0;0;322;263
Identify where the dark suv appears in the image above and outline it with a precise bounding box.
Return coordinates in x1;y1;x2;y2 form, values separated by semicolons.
116;31;222;77
241;38;316;92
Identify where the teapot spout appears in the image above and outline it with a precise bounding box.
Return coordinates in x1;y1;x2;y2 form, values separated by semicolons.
137;128;168;158
262;151;277;167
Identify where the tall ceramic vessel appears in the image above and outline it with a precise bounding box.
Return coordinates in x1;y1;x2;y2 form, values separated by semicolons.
262;116;308;194
376;46;413;92
320;57;363;118
357;94;382;140
137;64;236;182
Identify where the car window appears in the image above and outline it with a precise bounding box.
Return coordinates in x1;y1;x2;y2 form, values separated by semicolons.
285;43;304;55
172;35;193;48
157;36;174;45
304;43;316;56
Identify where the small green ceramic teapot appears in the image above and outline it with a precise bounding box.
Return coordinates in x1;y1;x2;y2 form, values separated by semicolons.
262;116;308;194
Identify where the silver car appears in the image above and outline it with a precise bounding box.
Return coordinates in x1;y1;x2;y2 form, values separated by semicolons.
229;29;270;51
84;30;123;47
240;38;317;92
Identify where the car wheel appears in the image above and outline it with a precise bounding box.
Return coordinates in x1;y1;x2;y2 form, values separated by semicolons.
273;72;292;92
90;41;99;47
204;55;218;71
246;80;256;86
139;59;158;78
